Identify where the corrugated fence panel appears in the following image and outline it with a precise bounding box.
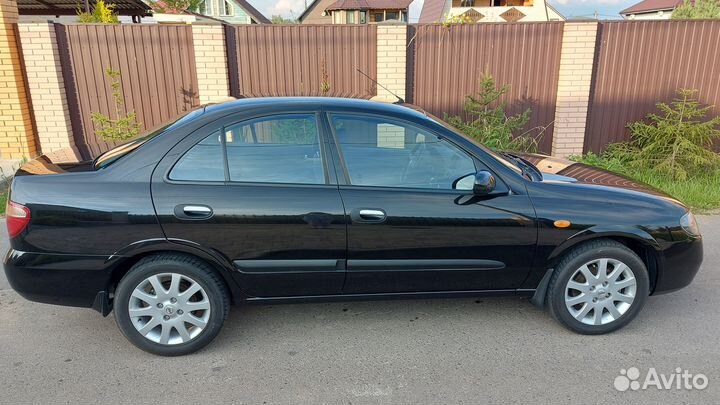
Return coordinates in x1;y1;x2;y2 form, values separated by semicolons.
56;23;200;159
409;23;564;153
226;24;377;99
585;20;720;153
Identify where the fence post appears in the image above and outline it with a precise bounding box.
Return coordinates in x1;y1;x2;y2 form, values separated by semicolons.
0;0;38;161
192;24;232;104
17;22;79;162
375;22;407;102
551;22;599;158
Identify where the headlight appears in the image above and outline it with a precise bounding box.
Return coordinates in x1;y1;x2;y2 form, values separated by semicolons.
680;212;700;236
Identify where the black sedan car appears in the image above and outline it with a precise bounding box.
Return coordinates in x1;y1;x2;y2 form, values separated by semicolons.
4;98;703;356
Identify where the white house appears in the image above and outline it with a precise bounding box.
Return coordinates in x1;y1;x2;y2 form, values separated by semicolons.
620;0;682;20
419;0;565;23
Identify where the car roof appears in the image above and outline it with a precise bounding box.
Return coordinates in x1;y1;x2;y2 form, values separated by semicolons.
202;97;430;121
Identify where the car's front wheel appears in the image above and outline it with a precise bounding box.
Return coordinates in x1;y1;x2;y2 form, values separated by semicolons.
547;239;649;334
114;254;230;356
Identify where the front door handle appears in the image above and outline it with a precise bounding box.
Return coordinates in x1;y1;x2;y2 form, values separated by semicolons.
352;208;387;223
174;204;213;220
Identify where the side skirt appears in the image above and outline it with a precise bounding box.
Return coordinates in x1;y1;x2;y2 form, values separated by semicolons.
242;289;535;305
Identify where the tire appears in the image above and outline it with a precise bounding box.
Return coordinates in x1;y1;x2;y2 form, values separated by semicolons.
114;253;230;356
547;239;649;335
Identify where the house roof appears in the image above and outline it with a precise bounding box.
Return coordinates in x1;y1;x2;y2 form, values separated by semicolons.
235;0;271;23
620;0;683;15
17;0;151;15
298;0;322;21
418;0;445;23
325;0;413;11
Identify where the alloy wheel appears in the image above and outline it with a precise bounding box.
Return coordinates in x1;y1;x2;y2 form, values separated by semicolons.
128;273;211;345
564;258;637;326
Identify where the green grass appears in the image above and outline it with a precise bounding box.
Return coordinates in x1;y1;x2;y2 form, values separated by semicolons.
0;191;6;216
573;153;720;212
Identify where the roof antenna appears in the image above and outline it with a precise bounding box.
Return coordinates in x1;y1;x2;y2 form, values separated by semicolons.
356;68;405;104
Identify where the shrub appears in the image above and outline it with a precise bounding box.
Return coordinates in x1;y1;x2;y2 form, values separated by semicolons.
91;68;141;141
445;72;539;152
602;89;720;180
77;0;119;23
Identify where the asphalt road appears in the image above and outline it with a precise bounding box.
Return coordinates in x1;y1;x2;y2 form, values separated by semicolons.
1;217;718;404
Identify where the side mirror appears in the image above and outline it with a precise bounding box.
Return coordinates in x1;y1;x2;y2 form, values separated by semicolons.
473;170;496;195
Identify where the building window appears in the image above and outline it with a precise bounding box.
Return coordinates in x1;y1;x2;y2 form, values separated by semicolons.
346;10;355;23
372;11;384;22
359;10;367;23
385;10;399;20
198;0;214;15
220;0;233;16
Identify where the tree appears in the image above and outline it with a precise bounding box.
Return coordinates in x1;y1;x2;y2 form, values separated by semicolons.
672;0;720;19
445;72;538;152
271;14;298;24
605;89;720;180
147;0;202;14
91;68;141;141
77;0;119;23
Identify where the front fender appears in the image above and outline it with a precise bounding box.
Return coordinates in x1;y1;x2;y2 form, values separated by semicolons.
547;225;663;262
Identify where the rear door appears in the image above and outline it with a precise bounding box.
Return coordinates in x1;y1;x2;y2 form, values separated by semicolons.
151;109;347;297
326;112;537;294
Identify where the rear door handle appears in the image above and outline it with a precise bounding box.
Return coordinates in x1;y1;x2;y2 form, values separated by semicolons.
174;204;213;220
352;208;387;223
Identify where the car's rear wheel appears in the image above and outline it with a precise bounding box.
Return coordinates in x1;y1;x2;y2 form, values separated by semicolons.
547;239;649;334
114;254;229;356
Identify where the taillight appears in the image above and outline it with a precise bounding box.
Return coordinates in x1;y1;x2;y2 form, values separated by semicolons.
6;201;31;238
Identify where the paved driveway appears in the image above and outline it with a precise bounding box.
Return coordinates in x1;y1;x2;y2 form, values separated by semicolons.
0;217;718;404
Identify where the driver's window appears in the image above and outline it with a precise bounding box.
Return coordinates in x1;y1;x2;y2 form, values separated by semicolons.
331;114;476;190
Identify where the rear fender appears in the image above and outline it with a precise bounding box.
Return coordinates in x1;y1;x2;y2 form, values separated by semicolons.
108;238;240;296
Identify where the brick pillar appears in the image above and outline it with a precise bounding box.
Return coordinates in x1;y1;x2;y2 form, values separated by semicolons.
375;23;407;102
551;22;599;158
0;0;38;160
192;24;231;105
18;23;79;162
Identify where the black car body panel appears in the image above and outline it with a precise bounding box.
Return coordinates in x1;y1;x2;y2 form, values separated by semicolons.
4;97;703;313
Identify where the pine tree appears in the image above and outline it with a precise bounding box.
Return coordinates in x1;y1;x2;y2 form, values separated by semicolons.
445;72;536;152
608;89;720;180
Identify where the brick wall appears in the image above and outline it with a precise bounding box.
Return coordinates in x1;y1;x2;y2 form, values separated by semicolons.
551;22;599;157
17;23;78;162
0;0;37;160
376;23;407;101
192;24;231;105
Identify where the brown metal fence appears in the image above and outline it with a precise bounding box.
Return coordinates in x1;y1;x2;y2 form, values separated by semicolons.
585;20;720;153
408;23;564;153
225;24;377;99
56;23;200;159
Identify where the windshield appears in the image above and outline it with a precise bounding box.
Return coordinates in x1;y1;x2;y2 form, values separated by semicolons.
93;108;204;169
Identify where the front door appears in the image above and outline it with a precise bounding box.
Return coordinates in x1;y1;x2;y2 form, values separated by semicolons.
326;113;537;294
152;111;347;297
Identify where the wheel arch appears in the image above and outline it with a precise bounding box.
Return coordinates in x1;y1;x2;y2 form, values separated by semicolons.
531;227;660;307
546;227;660;293
105;239;240;307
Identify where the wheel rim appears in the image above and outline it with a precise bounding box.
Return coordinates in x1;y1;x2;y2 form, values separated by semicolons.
564;258;637;326
128;273;211;345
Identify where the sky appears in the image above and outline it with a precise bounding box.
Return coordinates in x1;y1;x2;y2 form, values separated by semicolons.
246;0;640;21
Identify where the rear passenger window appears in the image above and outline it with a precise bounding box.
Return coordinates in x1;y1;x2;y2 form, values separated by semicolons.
225;115;324;184
170;131;224;181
